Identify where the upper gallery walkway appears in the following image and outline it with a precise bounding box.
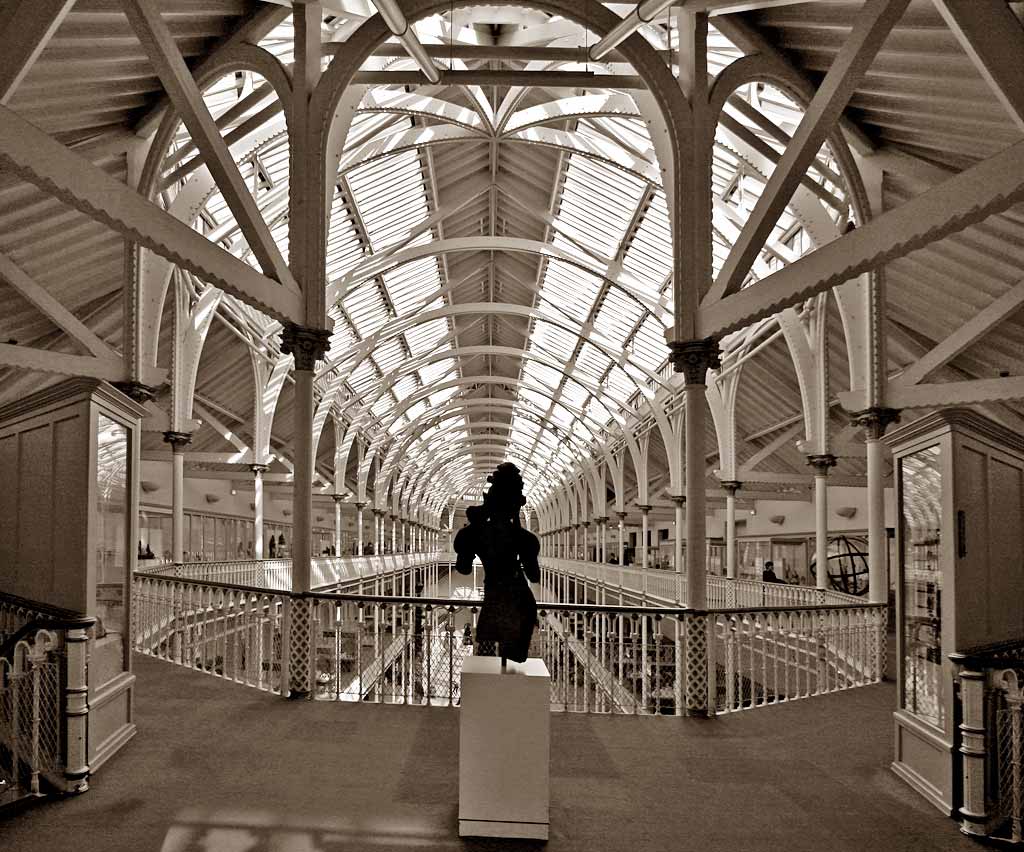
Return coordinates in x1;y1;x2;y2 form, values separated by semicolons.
3;653;977;852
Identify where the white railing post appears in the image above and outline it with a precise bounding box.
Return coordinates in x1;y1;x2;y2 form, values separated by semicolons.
64;618;92;792
950;655;988;836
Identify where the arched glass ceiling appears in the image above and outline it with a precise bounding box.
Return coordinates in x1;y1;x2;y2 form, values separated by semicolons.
159;6;854;511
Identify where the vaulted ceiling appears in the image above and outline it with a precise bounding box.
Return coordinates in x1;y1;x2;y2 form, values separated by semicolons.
0;0;1022;516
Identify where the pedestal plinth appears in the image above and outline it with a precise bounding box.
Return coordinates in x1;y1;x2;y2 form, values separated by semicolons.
459;656;550;839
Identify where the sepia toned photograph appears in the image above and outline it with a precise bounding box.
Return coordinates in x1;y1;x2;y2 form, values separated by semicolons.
1;1;1023;849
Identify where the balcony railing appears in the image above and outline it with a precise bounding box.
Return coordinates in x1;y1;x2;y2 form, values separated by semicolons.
135;551;442;593
0;592;93;798
132;564;885;717
540;557;864;608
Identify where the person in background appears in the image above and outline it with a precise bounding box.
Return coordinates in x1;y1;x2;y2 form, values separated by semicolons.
762;560;782;583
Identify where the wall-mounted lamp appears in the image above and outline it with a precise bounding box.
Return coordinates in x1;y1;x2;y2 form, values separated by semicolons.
836;506;857;519
769;514;785;525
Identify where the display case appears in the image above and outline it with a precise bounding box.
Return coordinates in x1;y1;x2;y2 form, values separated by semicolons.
887;409;1024;814
0;377;146;771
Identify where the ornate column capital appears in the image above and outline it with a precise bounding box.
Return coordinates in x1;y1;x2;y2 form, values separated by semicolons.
332;494;345;504
669;337;721;385
162;430;192;453
636;504;652;513
850;406;901;440
594;515;609;524
720;480;742;496
617;511;628;522
280;322;331;371
114;380;158;404
806;453;838;474
249;463;269;475
354;501;367;510
671;495;686;507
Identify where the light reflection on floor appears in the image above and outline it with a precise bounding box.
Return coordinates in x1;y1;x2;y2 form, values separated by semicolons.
159;808;466;852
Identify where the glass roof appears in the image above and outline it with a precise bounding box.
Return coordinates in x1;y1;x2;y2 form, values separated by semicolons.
158;5;853;513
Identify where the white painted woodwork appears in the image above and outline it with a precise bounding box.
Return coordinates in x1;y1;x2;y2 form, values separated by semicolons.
0;0;76;104
699;138;1024;338
931;0;1024;133
0;105;302;323
707;0;910;302
122;0;297;290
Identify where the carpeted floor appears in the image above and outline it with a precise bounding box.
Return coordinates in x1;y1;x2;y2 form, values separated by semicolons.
2;653;979;852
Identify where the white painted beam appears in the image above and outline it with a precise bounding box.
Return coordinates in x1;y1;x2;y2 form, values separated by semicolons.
351;70;646;89
856;376;1024;410
0;343;127;382
736;422;804;475
706;0;911;304
892;277;1024;388
122;0;298;291
698;138;1024;338
134;4;290;137
713;13;876;156
932;0;1024;133
0;0;76;104
0;104;302;324
0;251;120;361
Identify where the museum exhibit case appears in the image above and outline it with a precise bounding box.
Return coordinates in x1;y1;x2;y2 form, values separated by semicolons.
0;377;147;770
887;409;1024;814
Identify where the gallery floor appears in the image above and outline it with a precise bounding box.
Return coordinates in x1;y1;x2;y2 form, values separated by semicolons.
3;653;977;852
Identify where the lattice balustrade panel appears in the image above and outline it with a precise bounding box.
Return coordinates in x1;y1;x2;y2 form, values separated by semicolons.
287;598;314;697
996;701;1024;842
684;614;709;715
0;659;60;794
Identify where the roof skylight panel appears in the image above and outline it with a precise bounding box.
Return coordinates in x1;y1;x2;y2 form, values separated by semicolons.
594;286;645;348
560;380;589;410
537;261;601;324
572;414;599;442
372;337;405;374
347;149;429;247
620;191;672;284
522;360;564;393
519;387;551;415
344;284;391;338
525;330;574;375
585;116;654;161
631;314;669;371
385;256;443;316
605;364;635;402
406;316;449;357
405;400;428;423
556;162;643;255
391;375;420;406
419;357;457;385
371;393;394;420
348;358;379;395
429;386;460;407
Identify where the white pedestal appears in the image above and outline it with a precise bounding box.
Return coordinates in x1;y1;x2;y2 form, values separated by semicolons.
459;656;550;840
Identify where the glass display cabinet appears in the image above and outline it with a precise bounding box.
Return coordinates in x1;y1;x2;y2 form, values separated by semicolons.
0;377;146;771
887;409;1024;814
